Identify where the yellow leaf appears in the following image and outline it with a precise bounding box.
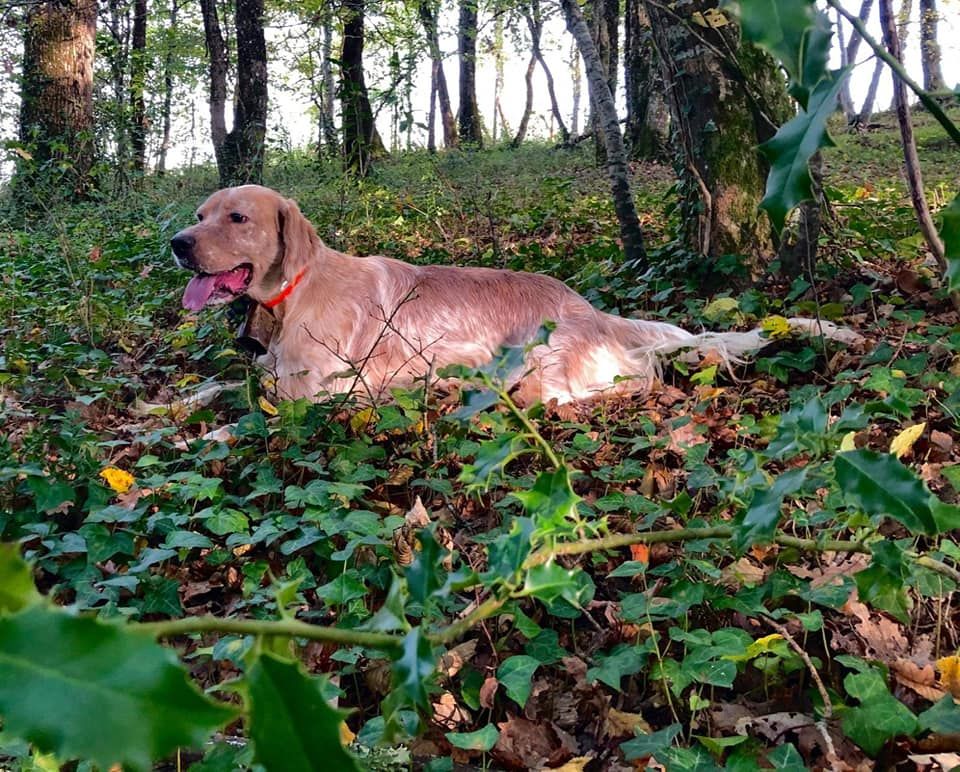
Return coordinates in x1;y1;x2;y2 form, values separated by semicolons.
99;467;135;494
350;407;378;434
937;655;960;697
840;431;857;452
258;395;279;416
890;422;925;459
552;757;594;772
761;315;792;339
13;147;33;161
701;7;729;26
702;297;740;322
892;369;907;379
339;722;356;746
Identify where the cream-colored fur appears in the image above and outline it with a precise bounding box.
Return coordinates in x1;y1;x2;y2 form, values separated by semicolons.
171;185;862;405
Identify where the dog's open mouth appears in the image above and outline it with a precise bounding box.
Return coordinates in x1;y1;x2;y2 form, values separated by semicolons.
182;264;253;311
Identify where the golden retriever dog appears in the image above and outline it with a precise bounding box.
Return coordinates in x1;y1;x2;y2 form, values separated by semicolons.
171;185;861;405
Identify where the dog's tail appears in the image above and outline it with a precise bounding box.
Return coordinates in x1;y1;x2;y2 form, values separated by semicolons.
618;317;864;372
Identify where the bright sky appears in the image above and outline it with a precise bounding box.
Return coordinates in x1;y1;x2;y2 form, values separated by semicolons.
1;0;958;178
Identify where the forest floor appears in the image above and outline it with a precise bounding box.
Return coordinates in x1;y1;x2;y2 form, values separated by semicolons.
1;107;960;771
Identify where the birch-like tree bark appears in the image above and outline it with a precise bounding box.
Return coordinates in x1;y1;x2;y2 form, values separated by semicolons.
561;0;646;267
919;0;945;92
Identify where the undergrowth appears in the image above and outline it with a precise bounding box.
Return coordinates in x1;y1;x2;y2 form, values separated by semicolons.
1;138;960;770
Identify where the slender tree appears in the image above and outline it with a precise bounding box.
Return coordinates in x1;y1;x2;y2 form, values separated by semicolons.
522;0;569;144
130;0;148;174
457;0;483;145
918;0;944;93
839;0;874;122
586;0;617;161
341;0;384;174
856;57;885;125
419;0;457;149
17;0;97;199
223;0;268;184
561;0;646;267
156;0;179;175
198;0;229;178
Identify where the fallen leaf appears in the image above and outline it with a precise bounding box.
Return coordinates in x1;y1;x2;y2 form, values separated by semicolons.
890;422;925;459
100;466;134;494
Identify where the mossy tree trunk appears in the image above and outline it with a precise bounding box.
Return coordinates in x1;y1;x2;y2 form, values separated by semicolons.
645;0;791;264
17;0;97;200
130;0;148;175
919;0;944;93
624;0;667;159
586;0;618;163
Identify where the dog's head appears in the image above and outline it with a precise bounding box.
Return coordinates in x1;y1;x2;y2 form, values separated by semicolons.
171;185;318;311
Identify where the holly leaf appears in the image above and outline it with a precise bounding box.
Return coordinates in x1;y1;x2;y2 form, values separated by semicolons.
835;450;939;535
854;541;911;623
941;193;960;291
247;653;360;772
759;70;849;232
392;626;435;711
0;606;236;772
736;467;807;548
727;0;832;106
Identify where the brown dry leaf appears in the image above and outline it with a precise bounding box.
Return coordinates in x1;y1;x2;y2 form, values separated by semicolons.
892;659;945;702
493;716;577;770
604;708;652;739
438;639;478;679
432;691;470;728
735;711;814;743
666;421;707;455
937;656;960;698
386;465;414;486
629;543;650;564
405;496;431;528
720;557;768;588
479;675;499;709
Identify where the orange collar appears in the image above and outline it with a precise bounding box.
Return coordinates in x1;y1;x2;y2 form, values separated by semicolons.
262;268;308;309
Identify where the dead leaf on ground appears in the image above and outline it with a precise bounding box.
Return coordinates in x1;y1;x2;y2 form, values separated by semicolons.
438;639;477;679
604;707;652;739
493;715;578;770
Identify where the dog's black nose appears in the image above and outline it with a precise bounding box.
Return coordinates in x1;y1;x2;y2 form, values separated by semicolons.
170;233;196;268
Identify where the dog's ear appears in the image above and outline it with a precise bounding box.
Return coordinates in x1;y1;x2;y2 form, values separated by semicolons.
278;197;319;282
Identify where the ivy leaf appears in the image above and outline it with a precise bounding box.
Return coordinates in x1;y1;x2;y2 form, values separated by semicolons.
736;467;807;548
759;70;849;232
842;666;918;756
835;450;939;535
918;695;960;733
0;606;236;772
247;653;360;772
0;544;40;614
447;723;500;751
942;193;960;291
854;541;911;623
621;722;683;761
460;432;527;489
496;655;540;709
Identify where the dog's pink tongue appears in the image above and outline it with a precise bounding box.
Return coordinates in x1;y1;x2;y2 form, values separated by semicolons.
182;274;218;311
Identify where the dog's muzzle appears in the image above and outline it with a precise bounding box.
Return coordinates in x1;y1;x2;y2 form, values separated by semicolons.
170;232;197;270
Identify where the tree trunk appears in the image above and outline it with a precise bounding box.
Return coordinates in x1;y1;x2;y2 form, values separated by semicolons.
645;0;790;262
157;0;178;176
561;0;646;267
319;8;338;154
457;0;483;146
222;0;268;185
419;0;457;148
523;0;569;144
624;0;665;159
130;0;148;174
839;0;873;122
341;0;383;175
569;39;581;137
198;0;229;178
17;0;97;199
856;57;885;125
919;0;945;93
511;53;537;148
777;152;824;278
586;0;618;163
879;0;948;275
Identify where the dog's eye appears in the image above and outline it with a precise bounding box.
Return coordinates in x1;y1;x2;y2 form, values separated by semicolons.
230;213;248;224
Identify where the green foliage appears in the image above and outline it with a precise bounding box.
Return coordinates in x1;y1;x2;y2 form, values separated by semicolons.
942;193;960;291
